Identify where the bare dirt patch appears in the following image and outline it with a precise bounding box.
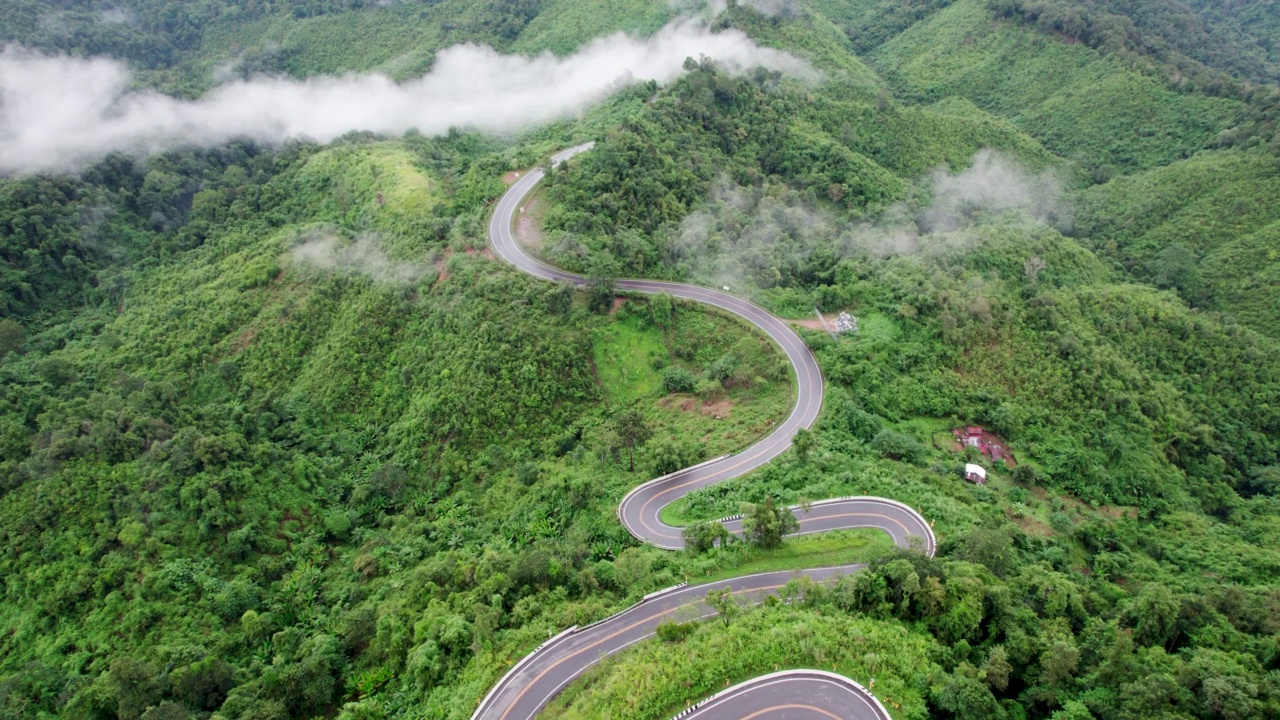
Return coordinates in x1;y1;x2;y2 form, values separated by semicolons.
790;312;838;331
659;396;697;413
516;194;545;249
657;394;736;419
658;397;696;412
435;249;453;284
701;398;734;419
609;297;627;314
462;247;496;260
230;327;258;354
791;318;827;331
502;170;524;185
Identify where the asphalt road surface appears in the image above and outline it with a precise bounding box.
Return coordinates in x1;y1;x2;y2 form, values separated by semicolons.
477;144;936;720
471;566;866;720
678;671;893;720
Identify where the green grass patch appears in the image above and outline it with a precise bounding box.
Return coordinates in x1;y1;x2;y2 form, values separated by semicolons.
891;416;957;449
871;0;1243;173
512;0;676;56
693;529;897;584
544;604;938;720
647;381;792;460
592;314;665;405
854;311;900;342
594;300;795;465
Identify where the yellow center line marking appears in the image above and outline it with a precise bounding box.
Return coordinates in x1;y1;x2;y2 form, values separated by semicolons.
738;704;843;720
797;511;913;536
635;338;818;540
497;584;785;720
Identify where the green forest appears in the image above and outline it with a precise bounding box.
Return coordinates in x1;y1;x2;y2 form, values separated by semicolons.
1;1;1279;720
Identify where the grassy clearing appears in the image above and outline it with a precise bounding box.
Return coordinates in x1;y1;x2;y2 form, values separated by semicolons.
593;299;795;465
592;314;665;405
692;529;896;583
855;312;901;342
891;416;956;451
544;605;937;720
648;381;791;460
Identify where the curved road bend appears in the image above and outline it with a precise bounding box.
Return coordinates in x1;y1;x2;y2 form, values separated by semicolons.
472;566;865;720
679;671;893;720
478;144;936;720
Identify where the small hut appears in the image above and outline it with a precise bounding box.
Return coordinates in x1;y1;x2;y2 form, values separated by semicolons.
964;463;988;485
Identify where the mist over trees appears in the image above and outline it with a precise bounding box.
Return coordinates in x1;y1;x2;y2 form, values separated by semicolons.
2;1;1280;720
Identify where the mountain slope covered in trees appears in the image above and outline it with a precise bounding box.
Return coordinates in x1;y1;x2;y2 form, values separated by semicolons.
1;2;1279;720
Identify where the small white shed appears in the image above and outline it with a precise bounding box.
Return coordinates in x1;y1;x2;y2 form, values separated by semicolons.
964;463;988;485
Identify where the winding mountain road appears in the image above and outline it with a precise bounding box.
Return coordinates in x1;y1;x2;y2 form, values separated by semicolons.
476;144;935;720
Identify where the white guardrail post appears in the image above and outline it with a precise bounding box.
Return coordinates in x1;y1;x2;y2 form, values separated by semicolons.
470;625;578;720
474;145;935;720
617;454;732;524
669;669;893;720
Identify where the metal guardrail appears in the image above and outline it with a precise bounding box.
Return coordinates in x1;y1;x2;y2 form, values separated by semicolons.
616;454;732;525
476;144;937;720
470;625;579;720
670;669;892;720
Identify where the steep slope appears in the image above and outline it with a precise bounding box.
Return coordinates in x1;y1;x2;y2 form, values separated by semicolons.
1074;150;1280;336
869;0;1244;173
2;2;1280;720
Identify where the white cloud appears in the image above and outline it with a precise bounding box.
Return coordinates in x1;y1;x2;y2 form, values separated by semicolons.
671;150;1068;290
919;149;1069;233
290;230;430;284
0;20;811;175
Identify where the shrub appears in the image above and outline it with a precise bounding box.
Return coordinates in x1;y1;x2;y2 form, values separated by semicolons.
706;352;738;382
655;621;696;643
650;436;701;476
830;394;882;441
1013;464;1043;485
741;497;799;549
681;520;729;554
871;429;927;464
694;378;721;399
516;462;541;486
662;366;697;393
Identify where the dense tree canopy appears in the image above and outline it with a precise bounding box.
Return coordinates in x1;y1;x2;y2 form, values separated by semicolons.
2;1;1280;719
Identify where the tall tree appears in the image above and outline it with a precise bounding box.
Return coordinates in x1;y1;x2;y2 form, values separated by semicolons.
682;520;731;554
613;409;653;472
741;496;799;549
704;588;741;626
792;428;814;463
586;254;619;314
650;291;674;330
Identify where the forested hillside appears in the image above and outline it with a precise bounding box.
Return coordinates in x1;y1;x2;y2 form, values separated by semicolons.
1;2;1279;720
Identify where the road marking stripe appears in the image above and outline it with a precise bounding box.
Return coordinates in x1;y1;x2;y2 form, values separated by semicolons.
738;705;843;720
498;584;785;720
484;146;927;720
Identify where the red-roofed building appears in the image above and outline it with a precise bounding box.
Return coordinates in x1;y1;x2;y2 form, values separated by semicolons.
953;426;1017;468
